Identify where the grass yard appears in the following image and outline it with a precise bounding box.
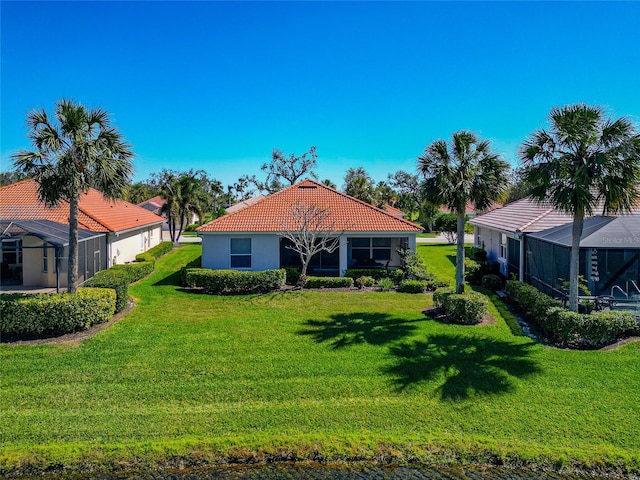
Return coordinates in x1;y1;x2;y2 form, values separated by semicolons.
1;244;639;476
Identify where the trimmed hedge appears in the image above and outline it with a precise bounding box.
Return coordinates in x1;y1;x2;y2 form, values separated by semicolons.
305;276;354;289
445;293;488;325
433;288;454;310
110;262;154;283
135;241;173;262
283;267;302;286
84;270;130;312
545;307;638;349
355;276;375;289
0;288;116;336
481;274;505;291
180;256;202;285
397;279;429;293
505;280;561;321
344;268;403;284
465;257;501;285
186;269;286;295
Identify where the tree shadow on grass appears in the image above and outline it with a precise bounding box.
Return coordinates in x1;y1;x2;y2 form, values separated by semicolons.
153;271;182;286
383;334;541;400
446;246;479;267
298;313;421;349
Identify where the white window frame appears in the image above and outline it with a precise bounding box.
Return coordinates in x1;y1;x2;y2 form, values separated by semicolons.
230;237;252;269
500;233;507;259
42;244;49;273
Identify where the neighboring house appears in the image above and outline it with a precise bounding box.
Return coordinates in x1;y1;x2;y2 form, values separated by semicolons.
440;201;502;218
138;195;200;233
381;204;406;219
196;179;422;276
471;197;640;304
0;179;165;289
225;194;266;214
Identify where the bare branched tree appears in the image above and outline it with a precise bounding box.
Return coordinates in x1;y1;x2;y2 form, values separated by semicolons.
279;202;347;284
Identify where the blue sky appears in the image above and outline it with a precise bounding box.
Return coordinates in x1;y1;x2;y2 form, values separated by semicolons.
2;1;639;189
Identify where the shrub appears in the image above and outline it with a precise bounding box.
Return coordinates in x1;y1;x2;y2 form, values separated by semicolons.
84;269;130;312
468;247;487;262
110;262;154;283
464;257;483;284
185;269;286;295
377;278;395;292
184;223;199;232
0;288;116;336
397;248;432;281
180;256;202;285
304;276;354;289
444;292;488;325
505;280;561;323
397;279;429;293
345;268;403;283
356;276;375;289
433;287;454;310
284;267;302;286
481;274;505;291
545;307;638;349
135;241;173;262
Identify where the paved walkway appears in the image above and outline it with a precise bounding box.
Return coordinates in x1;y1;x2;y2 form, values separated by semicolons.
417;233;474;244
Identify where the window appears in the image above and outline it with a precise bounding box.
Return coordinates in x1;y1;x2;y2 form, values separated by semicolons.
349;237;392;265
500;233;507;259
230;238;251;268
42;245;48;273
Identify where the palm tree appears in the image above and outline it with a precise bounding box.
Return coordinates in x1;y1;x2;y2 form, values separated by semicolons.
419;131;509;293
520;104;640;312
13;99;133;292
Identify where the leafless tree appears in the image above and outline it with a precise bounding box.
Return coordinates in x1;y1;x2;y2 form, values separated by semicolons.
279;202;347;284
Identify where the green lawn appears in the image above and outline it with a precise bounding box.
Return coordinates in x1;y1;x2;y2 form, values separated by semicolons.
1;244;639;476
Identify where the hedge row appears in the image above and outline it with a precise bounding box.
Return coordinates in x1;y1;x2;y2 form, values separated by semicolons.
135;241;174;262
304;276;354;289
0;288;116;336
110;262;155;283
344;268;404;283
505;280;561;321
545;307;638;349
84;270;130;312
185;268;286;295
433;288;488;325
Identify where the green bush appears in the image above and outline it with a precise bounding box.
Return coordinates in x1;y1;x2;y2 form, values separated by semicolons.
110;262;154;283
186;269;286;295
180;256;202;285
481;274;505;291
135;241;173;262
397;248;432;281
184;223;199;232
444;292;488;325
345;268;403;283
284;267;302;286
0;288;116;336
505;280;561;322
433;288;454;310
545;307;638;349
464;257;483;284
397;279;429;293
468;247;487;262
84;269;130;312
305;276;354;289
355;276;376;289
377;278;395;292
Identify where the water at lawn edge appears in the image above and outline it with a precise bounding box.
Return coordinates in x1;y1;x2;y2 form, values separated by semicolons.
51;463;629;480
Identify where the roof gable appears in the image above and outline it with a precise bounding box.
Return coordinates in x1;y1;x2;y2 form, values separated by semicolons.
0;179;165;233
197;179;422;233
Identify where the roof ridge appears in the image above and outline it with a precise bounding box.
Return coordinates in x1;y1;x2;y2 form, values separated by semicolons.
517;198;561;232
0;178;33;191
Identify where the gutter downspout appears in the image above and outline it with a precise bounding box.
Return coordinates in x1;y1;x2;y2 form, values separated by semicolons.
55;246;61;293
516;231;525;282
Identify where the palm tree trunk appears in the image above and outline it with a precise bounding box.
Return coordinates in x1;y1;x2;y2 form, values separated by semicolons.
568;211;585;312
456;212;466;293
67;195;79;293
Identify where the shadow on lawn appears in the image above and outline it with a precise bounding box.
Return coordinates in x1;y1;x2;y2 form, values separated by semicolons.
298;313;421;349
153;270;182;286
383;334;540;400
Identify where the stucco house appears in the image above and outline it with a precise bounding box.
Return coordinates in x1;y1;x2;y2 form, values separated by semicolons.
0;179;165;290
196;179;422;276
138;195;200;233
470;197;640;307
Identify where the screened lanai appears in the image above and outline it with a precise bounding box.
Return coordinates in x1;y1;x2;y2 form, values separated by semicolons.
0;219;106;291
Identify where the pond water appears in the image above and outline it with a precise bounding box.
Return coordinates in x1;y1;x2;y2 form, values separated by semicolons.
50;463;624;480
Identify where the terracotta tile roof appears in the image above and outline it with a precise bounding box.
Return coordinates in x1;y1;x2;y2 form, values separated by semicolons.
470;197;574;233
197;179;422;233
138;195;164;214
225;194;266;214
381;204;405;218
0;179;165;233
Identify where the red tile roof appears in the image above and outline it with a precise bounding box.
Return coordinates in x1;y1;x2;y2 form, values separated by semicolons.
197;179;422;233
0;179;165;233
381;204;405;218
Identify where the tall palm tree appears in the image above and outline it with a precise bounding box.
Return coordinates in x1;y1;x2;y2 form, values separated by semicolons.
13;99;133;292
419;131;509;293
520;104;640;312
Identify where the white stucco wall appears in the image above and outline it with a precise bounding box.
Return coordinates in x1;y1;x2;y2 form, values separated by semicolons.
21;236;57;287
201;234;280;271
108;225;162;266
